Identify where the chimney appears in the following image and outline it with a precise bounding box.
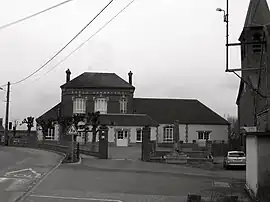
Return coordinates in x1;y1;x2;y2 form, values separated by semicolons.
66;69;71;83
128;71;133;85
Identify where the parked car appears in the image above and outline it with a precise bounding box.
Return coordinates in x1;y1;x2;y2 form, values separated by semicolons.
223;150;246;169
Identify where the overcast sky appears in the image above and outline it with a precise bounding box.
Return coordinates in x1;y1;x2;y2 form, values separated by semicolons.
0;0;258;128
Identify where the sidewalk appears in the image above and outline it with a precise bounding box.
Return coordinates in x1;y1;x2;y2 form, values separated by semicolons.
80;155;245;181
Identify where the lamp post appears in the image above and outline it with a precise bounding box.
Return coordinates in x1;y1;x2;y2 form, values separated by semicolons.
216;2;229;72
1;82;10;146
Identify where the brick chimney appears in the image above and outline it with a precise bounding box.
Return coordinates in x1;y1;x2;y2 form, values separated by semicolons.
128;71;133;85
66;69;71;83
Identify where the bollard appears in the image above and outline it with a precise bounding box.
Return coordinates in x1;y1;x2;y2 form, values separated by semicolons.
187;194;201;202
76;143;80;160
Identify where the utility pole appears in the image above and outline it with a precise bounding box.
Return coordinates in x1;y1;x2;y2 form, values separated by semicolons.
4;82;10;146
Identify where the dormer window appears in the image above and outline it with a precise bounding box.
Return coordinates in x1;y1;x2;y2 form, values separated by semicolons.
119;97;128;114
73;97;86;114
94;97;108;114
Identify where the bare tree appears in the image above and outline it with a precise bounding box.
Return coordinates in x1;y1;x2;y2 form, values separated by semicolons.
21;116;35;136
226;115;237;127
86;111;100;143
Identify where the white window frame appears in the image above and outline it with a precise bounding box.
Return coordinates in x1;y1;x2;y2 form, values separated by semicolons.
120;98;128;114
45;128;55;140
163;126;173;143
136;128;142;142
197;131;204;140
73;97;86;114
204;131;211;140
197;131;211;140
94;98;108;114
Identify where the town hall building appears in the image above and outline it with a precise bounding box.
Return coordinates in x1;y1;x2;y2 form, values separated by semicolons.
36;69;229;147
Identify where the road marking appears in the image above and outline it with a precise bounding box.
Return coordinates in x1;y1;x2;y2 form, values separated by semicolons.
5;168;41;178
0;177;8;183
30;194;123;202
16;154;66;202
5;168;30;175
212;181;231;188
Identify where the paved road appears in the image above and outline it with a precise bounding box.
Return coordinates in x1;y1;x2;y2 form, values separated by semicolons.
22;163;248;202
0;146;63;202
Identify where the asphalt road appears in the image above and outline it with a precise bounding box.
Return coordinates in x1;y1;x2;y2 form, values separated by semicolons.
22;163;247;202
0;146;63;202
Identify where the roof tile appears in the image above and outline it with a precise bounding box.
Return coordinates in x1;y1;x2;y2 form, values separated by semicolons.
133;98;229;125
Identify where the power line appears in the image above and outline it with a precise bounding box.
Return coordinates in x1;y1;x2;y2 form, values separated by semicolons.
10;0;115;86
33;0;137;83
0;0;77;31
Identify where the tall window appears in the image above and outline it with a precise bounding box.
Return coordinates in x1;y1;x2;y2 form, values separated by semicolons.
198;131;204;140
120;97;128;114
163;126;173;143
136;128;142;142
45;128;55;140
94;98;107;114
197;131;211;140
73;98;86;114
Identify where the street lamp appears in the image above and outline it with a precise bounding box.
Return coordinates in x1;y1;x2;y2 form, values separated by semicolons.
216;8;227;22
216;4;229;72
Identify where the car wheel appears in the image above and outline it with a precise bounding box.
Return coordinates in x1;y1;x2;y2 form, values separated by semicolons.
223;163;228;170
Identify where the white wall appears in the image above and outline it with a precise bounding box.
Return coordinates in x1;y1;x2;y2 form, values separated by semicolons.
157;124;229;143
107;126;156;144
77;126;156;144
246;135;258;196
36;124;60;141
185;124;228;143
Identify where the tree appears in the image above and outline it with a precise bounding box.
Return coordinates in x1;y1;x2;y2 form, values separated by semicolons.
227;116;237;126
86;111;100;143
36;119;54;140
12;120;19;137
21;116;35;136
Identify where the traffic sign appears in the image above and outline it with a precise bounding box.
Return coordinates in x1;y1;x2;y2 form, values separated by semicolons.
67;124;78;135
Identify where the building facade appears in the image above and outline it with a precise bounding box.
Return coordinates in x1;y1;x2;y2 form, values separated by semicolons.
36;70;229;146
236;0;270;150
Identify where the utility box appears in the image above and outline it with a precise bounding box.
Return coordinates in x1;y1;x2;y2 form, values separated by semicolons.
245;132;270;200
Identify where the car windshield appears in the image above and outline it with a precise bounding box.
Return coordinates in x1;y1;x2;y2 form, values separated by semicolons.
228;152;245;157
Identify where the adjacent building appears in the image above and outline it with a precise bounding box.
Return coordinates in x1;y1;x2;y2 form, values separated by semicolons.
236;0;270;151
36;70;229;146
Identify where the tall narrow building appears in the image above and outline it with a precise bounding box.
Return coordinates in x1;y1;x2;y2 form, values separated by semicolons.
236;0;270;149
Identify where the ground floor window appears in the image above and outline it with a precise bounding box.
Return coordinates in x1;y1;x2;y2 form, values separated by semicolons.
197;131;211;140
163;126;173;142
45;128;55;140
136;128;142;142
117;130;128;139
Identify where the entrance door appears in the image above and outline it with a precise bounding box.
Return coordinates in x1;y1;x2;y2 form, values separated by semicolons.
116;130;128;147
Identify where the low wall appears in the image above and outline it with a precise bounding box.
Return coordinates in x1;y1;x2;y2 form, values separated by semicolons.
7;138;101;160
211;143;229;156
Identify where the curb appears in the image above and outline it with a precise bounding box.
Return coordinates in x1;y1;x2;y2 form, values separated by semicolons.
244;184;257;202
83;164;240;181
66;156;82;165
14;151;66;202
